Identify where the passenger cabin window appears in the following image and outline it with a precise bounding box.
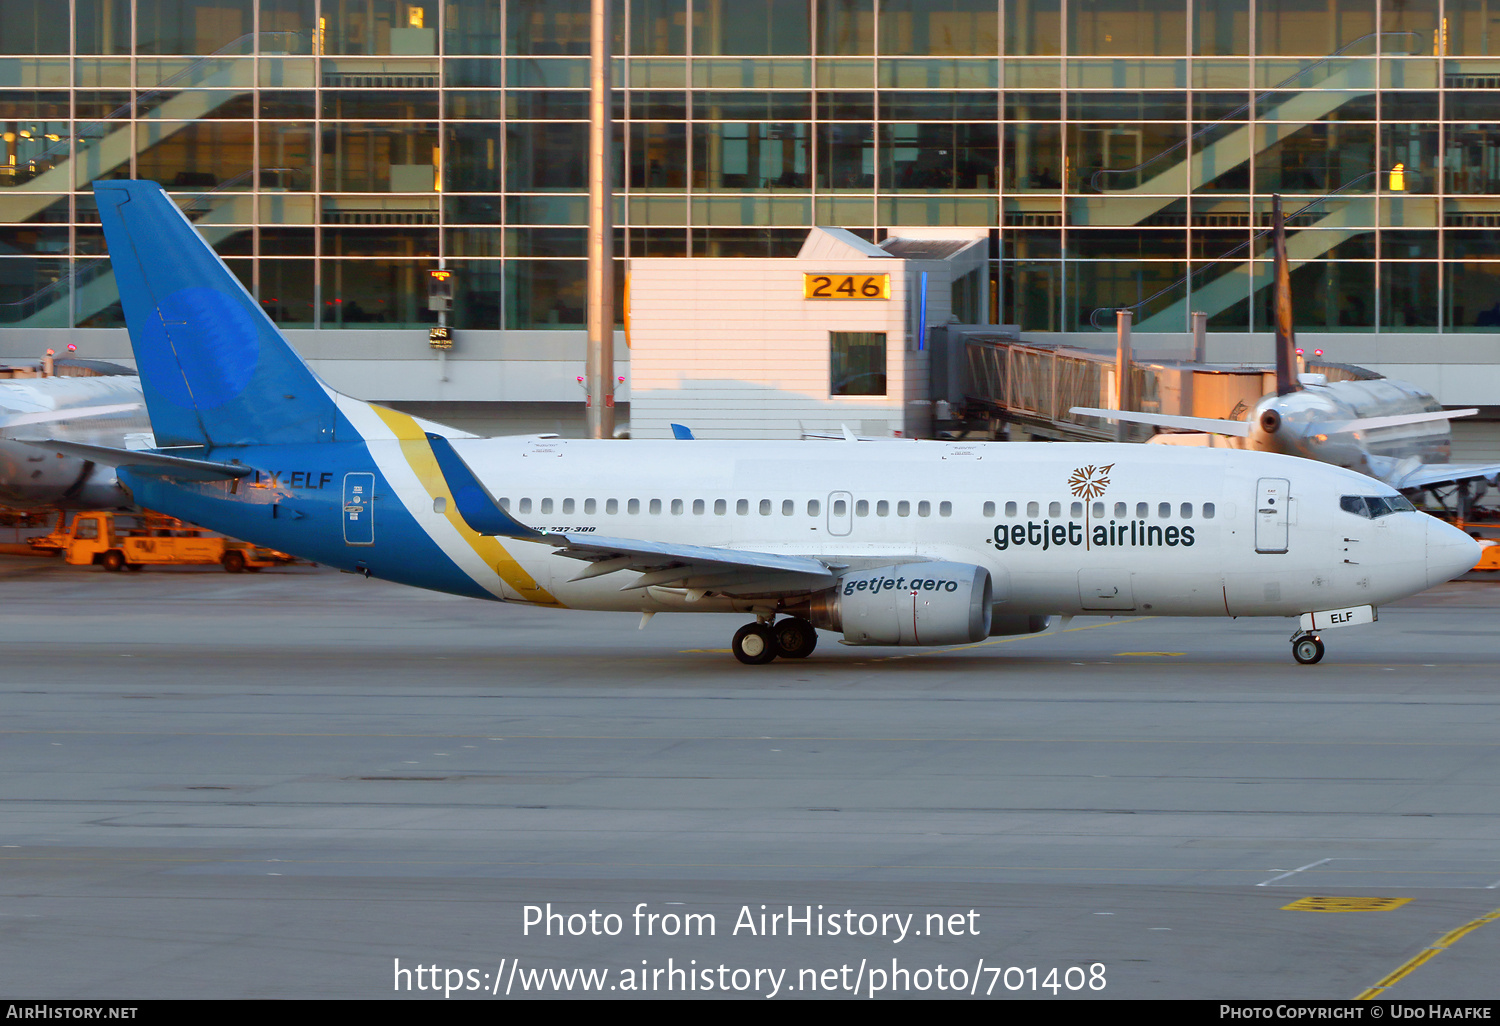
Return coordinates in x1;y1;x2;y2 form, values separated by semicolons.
692;499;704;515
584;499;596;514
1114;502;1127;517
833;498;847;516
1092;502;1104;518
1048;501;1061;517
856;499;869;516
759;499;772;515
1070;501;1082;517
939;501;952;517
1136;502;1148;518
897;500;910;517
671;499;683;515
983;501;995;517
650;499;662;515
1158;502;1171;518
519;498;532;513
737;499;749;515
1180;502;1192;518
1202;502;1215;519
782;499;794;516
499;497;511;510
1006;501;1018;517
606;499;618;514
877;500;889;517
918;501;930;517
563;498;574;514
715;499;727;515
541;498;553;514
1027;501;1039;517
807;499;820;516
628;499;640;514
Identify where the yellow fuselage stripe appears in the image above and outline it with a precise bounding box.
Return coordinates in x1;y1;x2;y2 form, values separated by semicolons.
368;405;564;607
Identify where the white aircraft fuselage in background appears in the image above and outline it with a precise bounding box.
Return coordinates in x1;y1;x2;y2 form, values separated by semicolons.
0;375;148;510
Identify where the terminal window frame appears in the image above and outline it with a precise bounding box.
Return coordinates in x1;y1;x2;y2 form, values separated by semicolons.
829;331;887;396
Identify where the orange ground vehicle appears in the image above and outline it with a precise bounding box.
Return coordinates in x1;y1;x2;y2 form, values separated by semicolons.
29;511;292;572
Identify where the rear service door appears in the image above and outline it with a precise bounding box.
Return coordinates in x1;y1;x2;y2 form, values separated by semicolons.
343;472;375;545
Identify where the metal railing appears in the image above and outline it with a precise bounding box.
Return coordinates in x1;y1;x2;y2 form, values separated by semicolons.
1088;32;1422;194
1086;170;1387;330
0;167;305;324
24;32;308;171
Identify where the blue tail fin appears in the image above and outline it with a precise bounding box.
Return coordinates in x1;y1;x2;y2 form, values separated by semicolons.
94;180;335;448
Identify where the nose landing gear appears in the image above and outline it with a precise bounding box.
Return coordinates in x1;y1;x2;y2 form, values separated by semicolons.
731;617;819;664
1291;631;1325;665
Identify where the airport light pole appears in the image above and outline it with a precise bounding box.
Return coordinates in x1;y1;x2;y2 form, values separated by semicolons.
1115;308;1133;441
585;0;616;439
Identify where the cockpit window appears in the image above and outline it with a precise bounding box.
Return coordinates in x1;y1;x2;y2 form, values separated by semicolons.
1341;494;1416;519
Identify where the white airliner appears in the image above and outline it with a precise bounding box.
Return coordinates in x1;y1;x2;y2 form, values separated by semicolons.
1074;196;1500;512
0;373;149;510
34;181;1480;667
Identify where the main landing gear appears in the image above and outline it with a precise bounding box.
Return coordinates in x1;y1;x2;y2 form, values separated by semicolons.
1290;630;1325;665
731;617;818;665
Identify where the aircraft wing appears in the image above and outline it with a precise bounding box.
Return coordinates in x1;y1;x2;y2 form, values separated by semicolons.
1310;409;1478;435
425;433;837;596
1389;461;1500;492
1069;407;1252;437
0;403;143;431
538;534;836;595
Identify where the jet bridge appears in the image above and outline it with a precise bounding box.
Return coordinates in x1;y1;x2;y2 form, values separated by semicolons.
961;332;1377;443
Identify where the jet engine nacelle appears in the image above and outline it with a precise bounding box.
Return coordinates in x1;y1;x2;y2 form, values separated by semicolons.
808;562;992;646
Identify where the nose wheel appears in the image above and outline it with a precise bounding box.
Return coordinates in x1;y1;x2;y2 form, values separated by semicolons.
1291;632;1325;665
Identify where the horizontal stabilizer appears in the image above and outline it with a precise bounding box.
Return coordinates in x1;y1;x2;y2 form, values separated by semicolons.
423;433;543;538
1069;407;1253;437
21;439;253;481
1312;409;1478;435
0;403;142;431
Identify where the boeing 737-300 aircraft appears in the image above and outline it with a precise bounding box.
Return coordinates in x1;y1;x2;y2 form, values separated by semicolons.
31;181;1478;666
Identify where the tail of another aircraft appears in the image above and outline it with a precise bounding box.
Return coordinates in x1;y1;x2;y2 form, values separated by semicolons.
1270;194;1300;397
94;180;336;449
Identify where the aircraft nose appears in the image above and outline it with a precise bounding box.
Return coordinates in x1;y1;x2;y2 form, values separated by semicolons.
1426;517;1481;588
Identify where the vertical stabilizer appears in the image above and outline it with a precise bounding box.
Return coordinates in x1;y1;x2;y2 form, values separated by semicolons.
1271;194;1300;397
94;180;336;448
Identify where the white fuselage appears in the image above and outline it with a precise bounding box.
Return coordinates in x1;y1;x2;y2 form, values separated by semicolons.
385;436;1457;620
0;375;152;509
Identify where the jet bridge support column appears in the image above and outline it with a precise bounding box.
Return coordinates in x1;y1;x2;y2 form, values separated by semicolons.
1115;309;1133;442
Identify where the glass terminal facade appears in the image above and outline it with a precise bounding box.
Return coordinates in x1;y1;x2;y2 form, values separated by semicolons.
0;0;1496;337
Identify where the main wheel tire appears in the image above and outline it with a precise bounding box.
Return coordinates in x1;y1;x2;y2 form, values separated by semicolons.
221;550;247;574
1292;636;1325;665
771;617;818;659
100;550;125;572
732;623;777;665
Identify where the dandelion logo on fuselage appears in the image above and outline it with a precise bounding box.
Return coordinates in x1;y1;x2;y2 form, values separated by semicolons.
1068;463;1113;500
